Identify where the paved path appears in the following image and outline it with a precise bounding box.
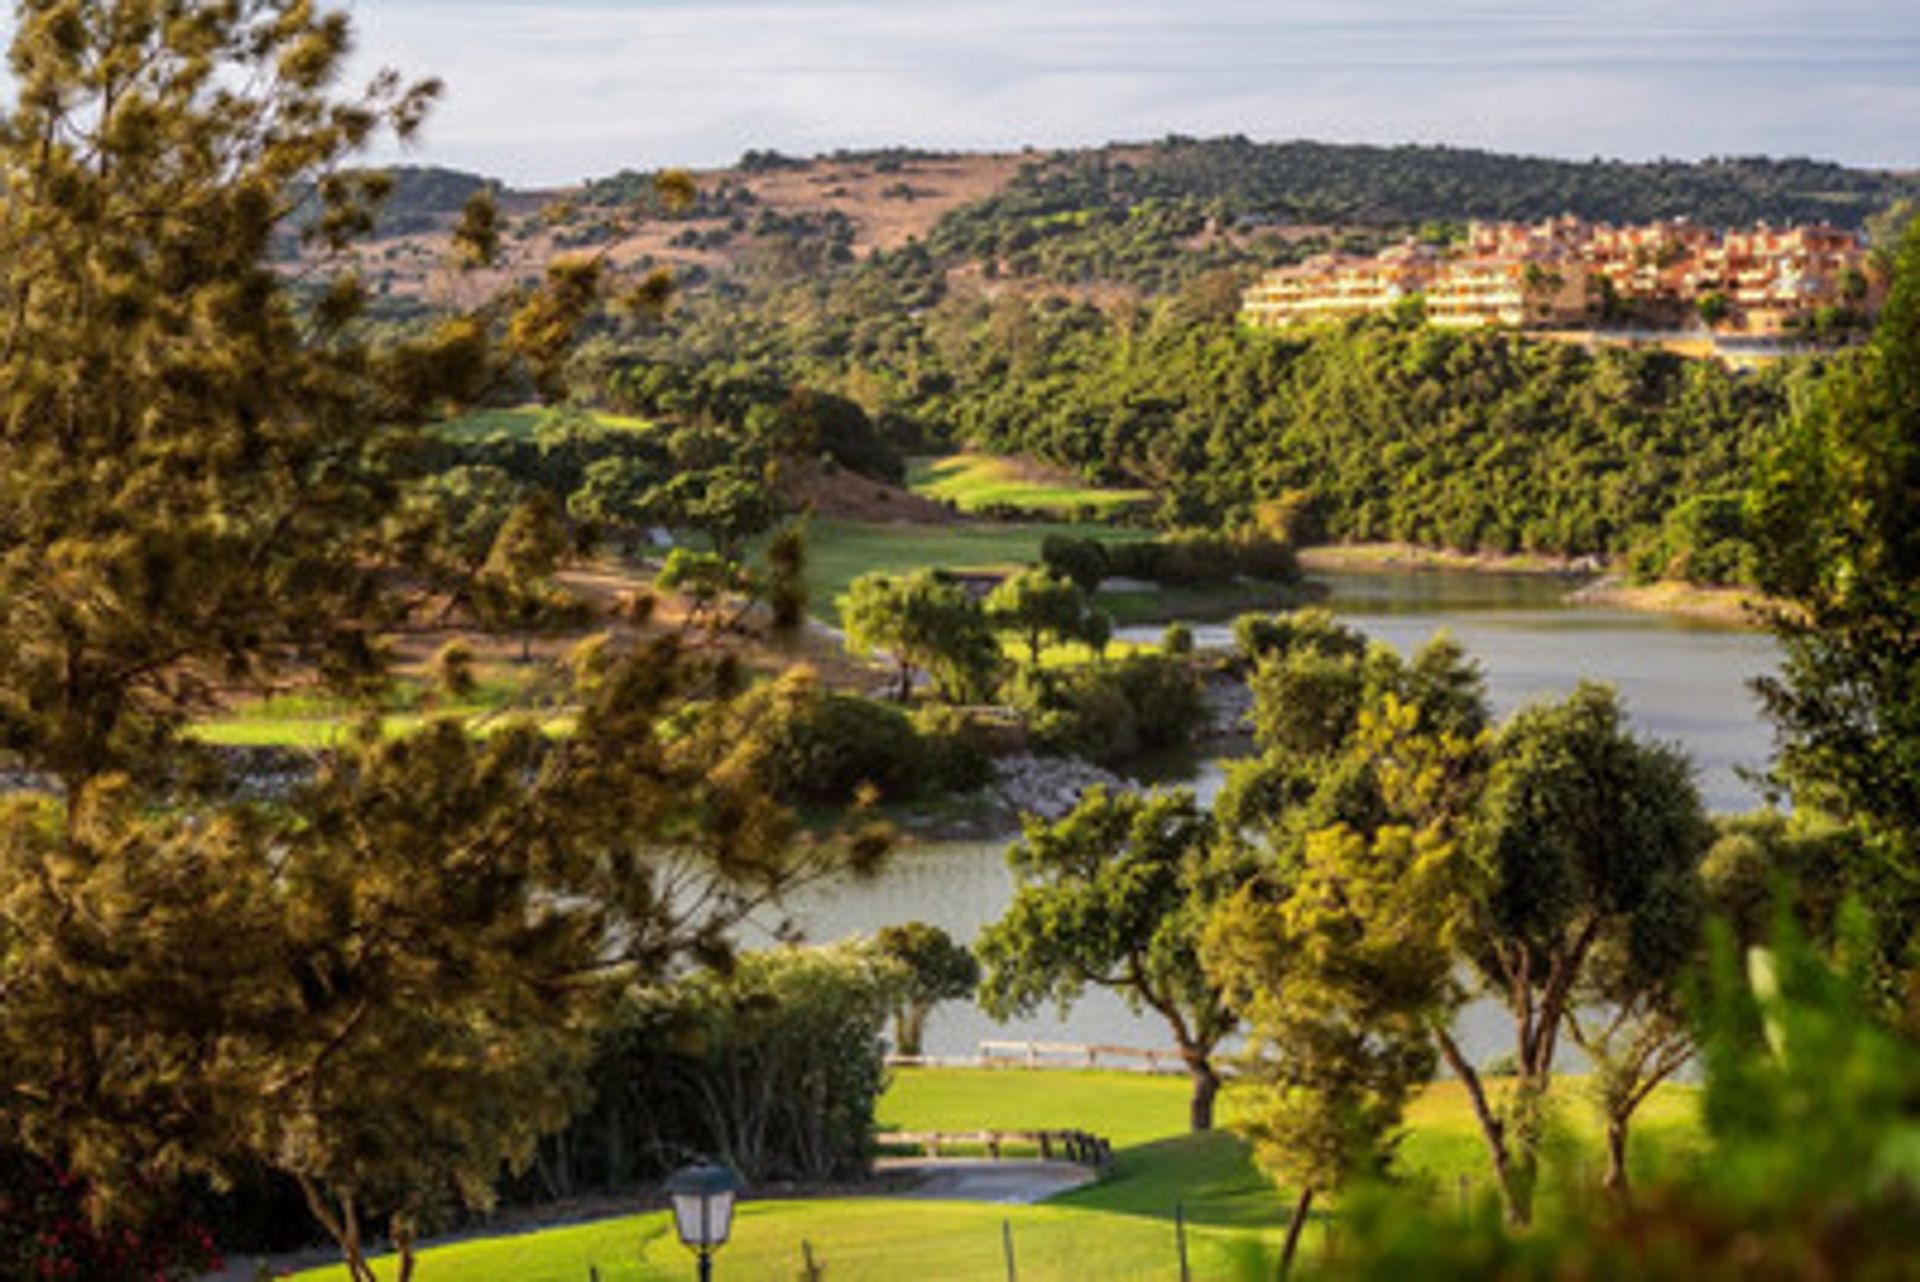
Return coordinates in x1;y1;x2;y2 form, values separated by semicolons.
876;1157;1097;1204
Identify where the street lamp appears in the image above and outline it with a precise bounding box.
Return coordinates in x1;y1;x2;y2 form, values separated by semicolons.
665;1161;743;1281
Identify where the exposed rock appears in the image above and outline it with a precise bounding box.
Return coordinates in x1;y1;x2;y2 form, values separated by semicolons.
1201;670;1254;738
988;753;1134;822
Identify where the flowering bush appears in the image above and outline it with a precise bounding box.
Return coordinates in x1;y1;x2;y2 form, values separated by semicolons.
0;1152;220;1282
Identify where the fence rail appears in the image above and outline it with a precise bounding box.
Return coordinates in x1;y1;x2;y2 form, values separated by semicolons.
887;1040;1193;1076
876;1128;1114;1168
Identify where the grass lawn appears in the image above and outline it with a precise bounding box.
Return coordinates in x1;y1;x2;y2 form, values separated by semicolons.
287;1197;1269;1282
290;1068;1704;1282
802;518;1150;626
885;1070;1705;1199
189;673;567;748
909;453;1152;517
435;404;655;443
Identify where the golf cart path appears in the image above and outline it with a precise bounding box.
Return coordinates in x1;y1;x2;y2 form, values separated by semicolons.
878;1157;1097;1204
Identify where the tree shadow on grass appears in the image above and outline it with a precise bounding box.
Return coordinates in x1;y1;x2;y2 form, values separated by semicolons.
1048;1130;1292;1231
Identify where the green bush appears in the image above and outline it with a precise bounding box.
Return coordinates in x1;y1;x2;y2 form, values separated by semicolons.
743;676;995;805
1011;653;1206;764
1045;531;1298;590
1317;916;1920;1280
1231;606;1368;666
523;946;905;1192
909;704;998;793
754;683;925;805
1630;492;1756;586
1039;532;1110;593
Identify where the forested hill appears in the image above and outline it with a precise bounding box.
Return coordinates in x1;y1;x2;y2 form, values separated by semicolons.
963;138;1920;229
306;142;1909;582
923;139;1920;291
320;140;1920;303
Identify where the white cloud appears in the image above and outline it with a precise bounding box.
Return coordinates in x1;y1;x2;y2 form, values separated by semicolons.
329;0;1920;179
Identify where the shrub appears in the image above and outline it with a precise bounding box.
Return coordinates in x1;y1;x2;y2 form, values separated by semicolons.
1039;533;1110;593
744;674;995;805
525;946;905;1192
0;1152;220;1282
758;687;923;804
1011;654;1206;765
1232;606;1368;666
909;704;998;793
1052;531;1299;590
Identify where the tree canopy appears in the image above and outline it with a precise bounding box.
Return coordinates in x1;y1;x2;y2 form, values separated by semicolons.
977;788;1246;1130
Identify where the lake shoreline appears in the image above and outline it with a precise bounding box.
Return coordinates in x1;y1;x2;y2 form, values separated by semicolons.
1300;543;1767;628
1565;576;1765;627
1298;542;1601;579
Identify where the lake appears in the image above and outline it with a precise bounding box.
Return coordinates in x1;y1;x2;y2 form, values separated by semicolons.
778;568;1782;1063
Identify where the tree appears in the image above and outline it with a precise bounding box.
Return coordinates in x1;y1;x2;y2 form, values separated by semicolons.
1443;683;1713;1224
0;3;873;1274
0;2;448;800
475;490;585;661
986;567;1090;666
0;637;878;1281
654;464;781;564
1207;821;1458;1275
1039;534;1109;595
1865;198;1919;272
1562;872;1704;1201
977;789;1244;1130
1747;219;1920;971
840;570;1002;703
1082;608;1114;662
540;945;905;1190
873;922;980;1057
654;548;751;630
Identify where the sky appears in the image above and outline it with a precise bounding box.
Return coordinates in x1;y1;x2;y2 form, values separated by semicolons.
342;0;1914;183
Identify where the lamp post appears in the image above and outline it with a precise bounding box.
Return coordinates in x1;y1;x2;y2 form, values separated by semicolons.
665;1161;743;1282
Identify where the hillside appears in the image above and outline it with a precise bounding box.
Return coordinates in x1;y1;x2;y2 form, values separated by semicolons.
316;139;1920;310
322;149;1030;310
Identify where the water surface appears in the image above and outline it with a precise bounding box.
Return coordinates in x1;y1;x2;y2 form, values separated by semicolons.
780;568;1781;1063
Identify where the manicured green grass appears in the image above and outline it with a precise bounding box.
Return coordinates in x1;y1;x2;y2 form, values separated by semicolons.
436;405;655;443
189;674;566;748
909;453;1152;517
291;1198;1272;1281
879;1059;1704;1189
288;1068;1704;1282
880;1068;1190;1149
802;518;1150;626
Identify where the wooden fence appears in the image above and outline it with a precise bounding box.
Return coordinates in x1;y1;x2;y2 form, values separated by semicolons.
886;1040;1193;1076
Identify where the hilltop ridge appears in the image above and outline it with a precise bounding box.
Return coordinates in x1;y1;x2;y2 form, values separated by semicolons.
312;139;1920;308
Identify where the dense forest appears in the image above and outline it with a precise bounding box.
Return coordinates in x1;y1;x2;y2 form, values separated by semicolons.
928;139;1920;291
328;140;1918;579
594;247;1802;574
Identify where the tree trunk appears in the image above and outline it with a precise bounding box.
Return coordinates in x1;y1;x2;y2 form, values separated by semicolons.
1277;1186;1313;1280
1436;1031;1531;1227
393;1216;417;1282
896;661;912;703
897;1003;930;1058
1603;1115;1631;1203
1186;1058;1221;1132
